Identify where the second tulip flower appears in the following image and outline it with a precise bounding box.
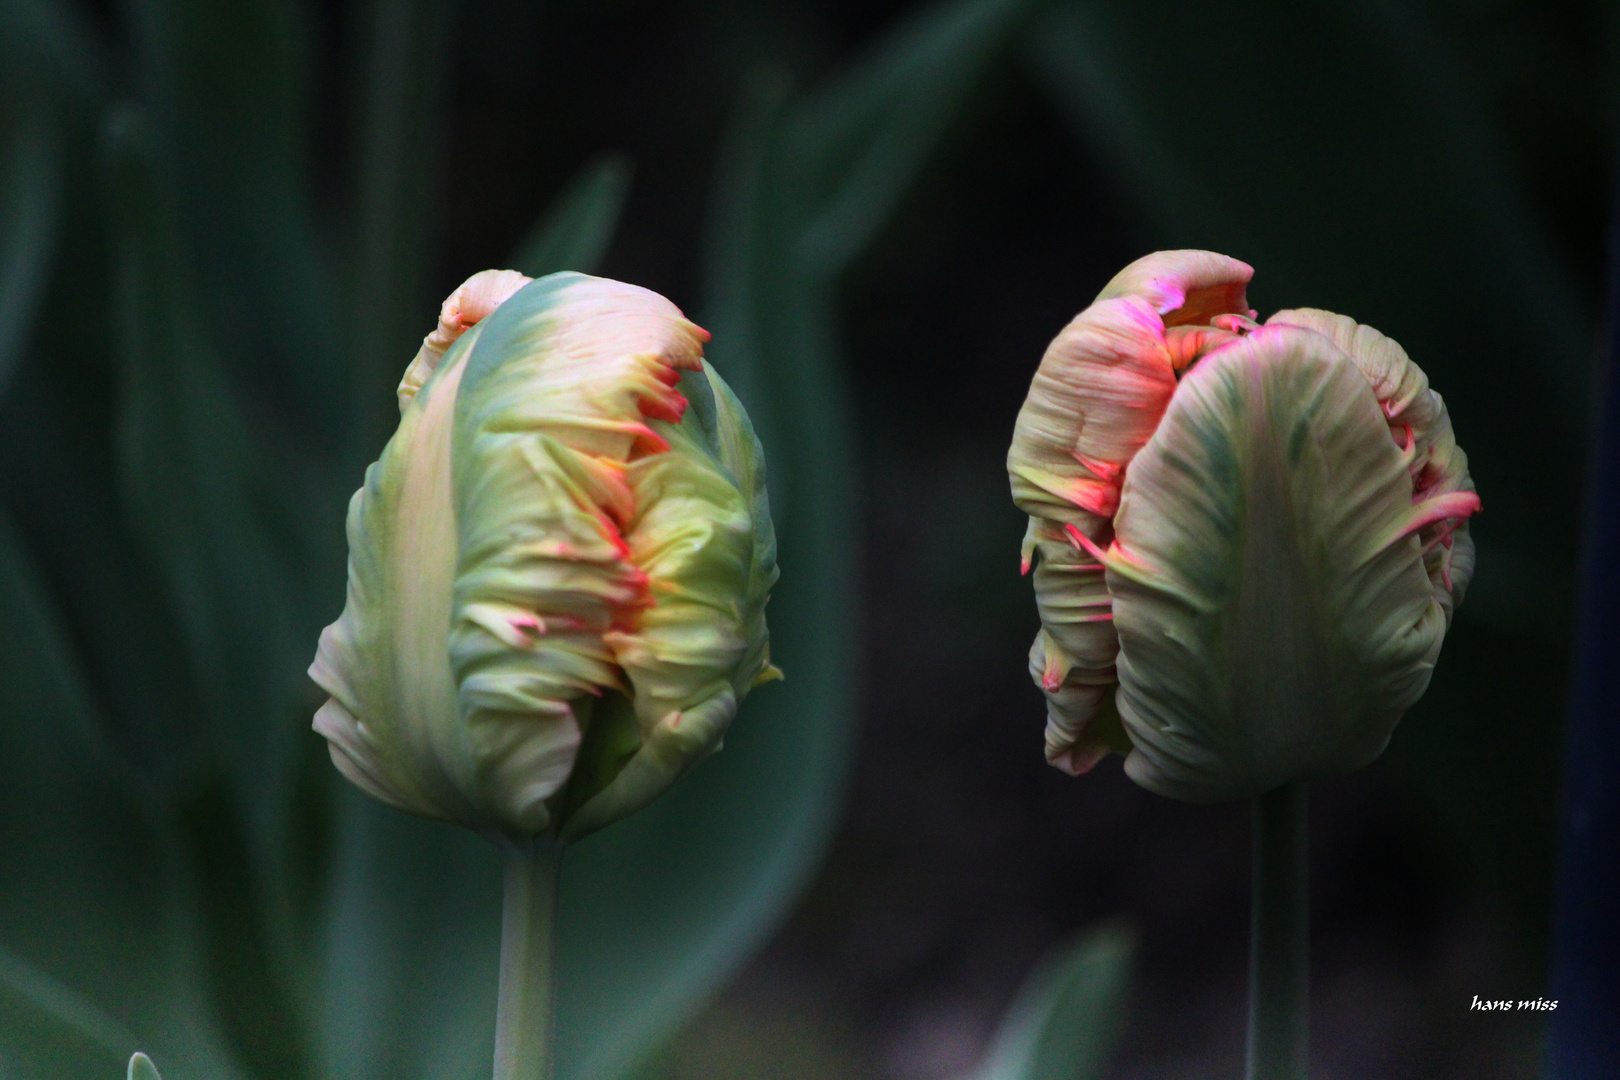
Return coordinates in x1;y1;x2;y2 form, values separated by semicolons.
1009;251;1479;802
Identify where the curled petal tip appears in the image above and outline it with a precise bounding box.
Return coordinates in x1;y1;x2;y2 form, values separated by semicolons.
1063;523;1100;558
1095;249;1255;323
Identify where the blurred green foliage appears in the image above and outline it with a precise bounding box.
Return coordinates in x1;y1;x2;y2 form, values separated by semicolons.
976;923;1134;1080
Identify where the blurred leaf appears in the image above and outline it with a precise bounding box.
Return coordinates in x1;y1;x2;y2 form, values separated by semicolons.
0;89;60;401
314;800;500;1080
128;1053;163;1080
0;0;106;103
977;923;1135;1080
0;506;246;1080
349;0;455;458
0;945;135;1066
104;102;310;815
127;0;345;452
117;0;353;901
509;152;634;278
705;0;1034;466
103;103;318;1078
786;0;1032;276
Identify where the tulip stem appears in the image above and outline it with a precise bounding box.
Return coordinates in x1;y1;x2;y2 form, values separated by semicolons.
493;838;563;1080
1247;781;1309;1080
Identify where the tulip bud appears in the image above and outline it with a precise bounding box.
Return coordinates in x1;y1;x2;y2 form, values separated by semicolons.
311;271;779;842
1009;251;1477;801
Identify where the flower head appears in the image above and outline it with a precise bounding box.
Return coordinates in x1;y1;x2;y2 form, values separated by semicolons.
1009;251;1477;802
311;271;779;841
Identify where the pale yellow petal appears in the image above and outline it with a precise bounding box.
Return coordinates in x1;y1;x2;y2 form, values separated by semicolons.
398;269;533;411
309;327;485;828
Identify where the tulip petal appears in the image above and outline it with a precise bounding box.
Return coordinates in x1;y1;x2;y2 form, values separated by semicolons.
1009;250;1254;772
446;274;708;836
1267;307;1478;613
583;362;780;837
1109;325;1448;802
1096;248;1254;326
310;326;485;829
398;269;534;411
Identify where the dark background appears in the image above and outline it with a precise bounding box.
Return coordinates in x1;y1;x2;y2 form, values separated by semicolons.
0;0;1610;1077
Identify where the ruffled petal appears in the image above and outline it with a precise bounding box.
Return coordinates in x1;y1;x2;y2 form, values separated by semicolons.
1266;308;1478;611
1009;250;1253;771
569;362;779;840
447;274;708;836
399;269;533;411
1095;249;1255;326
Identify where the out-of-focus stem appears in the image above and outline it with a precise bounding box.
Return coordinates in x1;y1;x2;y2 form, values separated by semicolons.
1247;782;1308;1080
493;839;562;1080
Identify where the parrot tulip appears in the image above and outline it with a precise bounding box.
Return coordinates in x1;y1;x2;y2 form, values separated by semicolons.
1009;251;1477;802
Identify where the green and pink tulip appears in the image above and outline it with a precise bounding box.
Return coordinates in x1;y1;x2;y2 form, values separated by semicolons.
310;270;780;844
1009;250;1478;802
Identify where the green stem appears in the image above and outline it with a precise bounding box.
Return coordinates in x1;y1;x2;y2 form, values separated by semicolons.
493;839;562;1080
1247;782;1308;1080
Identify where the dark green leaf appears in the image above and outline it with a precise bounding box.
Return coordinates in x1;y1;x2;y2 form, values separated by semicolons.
0;89;60;401
126;0;346;452
977;923;1135;1080
315;799;500;1080
0;507;245;1080
128;1053;164;1080
509;153;634;279
349;0;456;458
102;105;321;1078
0;0;106;103
787;0;1034;275
104;103;314;820
0;945;135;1068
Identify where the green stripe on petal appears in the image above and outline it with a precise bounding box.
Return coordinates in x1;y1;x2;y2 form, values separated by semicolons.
1110;325;1447;802
310;326;485;828
1267;307;1478;612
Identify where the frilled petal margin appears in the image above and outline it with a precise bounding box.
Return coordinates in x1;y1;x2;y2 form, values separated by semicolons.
1008;250;1254;774
311;272;778;841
